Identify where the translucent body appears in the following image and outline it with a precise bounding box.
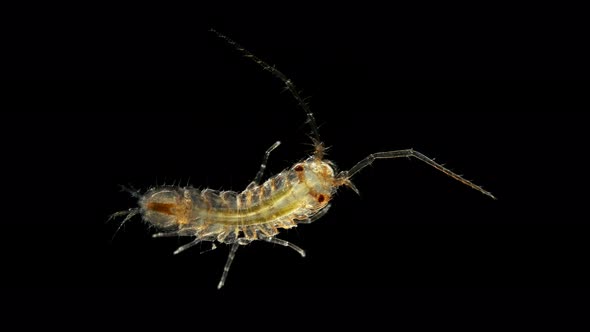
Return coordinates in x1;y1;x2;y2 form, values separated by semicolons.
110;30;494;289
139;157;337;243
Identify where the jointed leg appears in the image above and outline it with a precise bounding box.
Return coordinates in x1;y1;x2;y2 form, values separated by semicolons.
173;238;204;255
248;141;281;188
153;229;194;238
264;237;306;257
218;243;240;290
343;149;495;199
200;243;217;255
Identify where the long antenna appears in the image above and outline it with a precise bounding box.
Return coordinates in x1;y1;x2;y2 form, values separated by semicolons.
209;29;323;152
344;149;496;199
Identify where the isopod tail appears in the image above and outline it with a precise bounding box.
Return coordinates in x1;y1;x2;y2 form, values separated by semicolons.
108;208;140;241
118;184;142;198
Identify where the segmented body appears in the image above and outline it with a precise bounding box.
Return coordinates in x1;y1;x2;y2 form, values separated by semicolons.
139;157;337;243
110;29;494;289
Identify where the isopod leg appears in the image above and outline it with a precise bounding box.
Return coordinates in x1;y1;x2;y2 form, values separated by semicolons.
264;237;306;258
153;229;195;238
200;243;217;255
173;238;203;255
218;243;240;290
249;140;281;187
153;231;182;238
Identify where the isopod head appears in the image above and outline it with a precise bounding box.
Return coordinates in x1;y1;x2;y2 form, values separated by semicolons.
292;157;337;208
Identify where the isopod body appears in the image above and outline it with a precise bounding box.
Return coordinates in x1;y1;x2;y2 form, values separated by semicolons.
110;29;495;289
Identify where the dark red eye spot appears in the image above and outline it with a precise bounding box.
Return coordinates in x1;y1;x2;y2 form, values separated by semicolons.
294;165;304;172
317;194;325;203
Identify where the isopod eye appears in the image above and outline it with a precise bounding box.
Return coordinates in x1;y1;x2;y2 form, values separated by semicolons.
294;165;304;172
317;194;325;203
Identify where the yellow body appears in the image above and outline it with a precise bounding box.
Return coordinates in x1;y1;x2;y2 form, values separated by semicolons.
139;157;339;243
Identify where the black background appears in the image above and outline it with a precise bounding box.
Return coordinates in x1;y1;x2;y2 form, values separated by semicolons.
2;3;588;328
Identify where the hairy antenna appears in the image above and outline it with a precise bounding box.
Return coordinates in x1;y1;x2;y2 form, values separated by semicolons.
209;28;323;156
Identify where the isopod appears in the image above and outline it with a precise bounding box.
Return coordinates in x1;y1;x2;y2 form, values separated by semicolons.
110;29;495;289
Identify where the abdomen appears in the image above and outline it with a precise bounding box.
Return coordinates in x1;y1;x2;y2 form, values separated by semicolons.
138;170;322;243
